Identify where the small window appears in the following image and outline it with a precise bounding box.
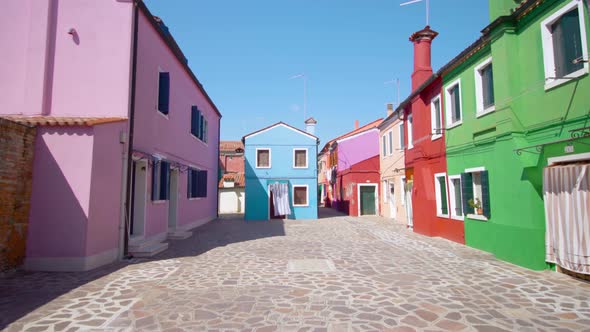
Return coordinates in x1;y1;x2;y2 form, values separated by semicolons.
382;135;387;157
407;113;414;149
434;173;449;217
448;175;463;220
445;79;462;128
188;168;207;198
191;106;208;142
256;149;271;168
388;131;393;155
293;149;308;168
157;71;170;115
461;168;491;220
475;57;495;116
431;94;443;140
151;159;170;201
293;185;308;206
541;0;588;89
399;123;405;149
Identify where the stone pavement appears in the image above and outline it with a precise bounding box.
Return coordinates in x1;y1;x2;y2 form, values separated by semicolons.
1;208;590;332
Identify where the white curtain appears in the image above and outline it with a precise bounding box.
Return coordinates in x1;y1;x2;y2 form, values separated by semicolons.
544;164;590;275
270;183;291;217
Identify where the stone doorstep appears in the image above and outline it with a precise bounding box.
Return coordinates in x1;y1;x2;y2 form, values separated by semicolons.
167;230;193;240
128;237;169;258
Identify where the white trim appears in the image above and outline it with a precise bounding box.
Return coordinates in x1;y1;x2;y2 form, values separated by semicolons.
336;128;379;143
400;176;406;206
243;123;318;141
381;134;388;158
430;94;443;141
357;183;379;216
467;214;488;221
465;166;486;173
548;152;590;165
256;148;272;169
25;248;118;272
445;78;463;128
448;175;464;221
407;113;414;149
541;0;589;90
398;122;405;150
382;179;389;204
474;56;496;116
387;130;394;155
293;148;309;168
292;184;309;207
434;172;449;218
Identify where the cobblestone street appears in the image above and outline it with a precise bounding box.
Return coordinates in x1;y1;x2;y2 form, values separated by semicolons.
2;208;590;332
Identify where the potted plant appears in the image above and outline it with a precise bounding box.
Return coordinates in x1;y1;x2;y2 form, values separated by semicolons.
468;198;483;215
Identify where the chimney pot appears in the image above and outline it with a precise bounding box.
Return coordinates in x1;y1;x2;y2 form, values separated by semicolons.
354;120;359;130
387;103;394;117
410;26;438;90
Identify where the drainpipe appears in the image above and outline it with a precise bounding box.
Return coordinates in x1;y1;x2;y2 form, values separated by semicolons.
216;117;221;220
120;0;140;259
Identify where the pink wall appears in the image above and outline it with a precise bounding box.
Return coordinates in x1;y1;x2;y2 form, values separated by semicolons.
86;122;126;256
337;129;380;170
133;11;220;237
27;127;94;258
1;0;133;117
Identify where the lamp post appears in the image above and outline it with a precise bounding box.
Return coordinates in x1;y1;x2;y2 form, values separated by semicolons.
290;73;307;121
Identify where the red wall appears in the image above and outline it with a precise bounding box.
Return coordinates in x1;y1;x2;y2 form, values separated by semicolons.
336;155;381;216
221;154;244;173
404;77;465;244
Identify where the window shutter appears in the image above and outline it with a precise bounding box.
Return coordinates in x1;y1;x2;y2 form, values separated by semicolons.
482;65;495;108
158;72;170;114
461;172;474;215
199;114;204;140
452;85;461;121
481;170;491;218
204;120;208;143
187;168;192;198
165;164;171;200
151;158;158;200
198;170;208;197
159;161;169;200
191;106;198;136
438;177;448;215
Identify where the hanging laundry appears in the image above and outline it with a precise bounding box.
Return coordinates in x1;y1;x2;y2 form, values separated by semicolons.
270;183;292;217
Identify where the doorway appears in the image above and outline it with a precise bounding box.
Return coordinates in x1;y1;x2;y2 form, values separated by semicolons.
269;190;286;219
358;184;378;216
405;180;413;229
167;168;179;229
130;159;147;237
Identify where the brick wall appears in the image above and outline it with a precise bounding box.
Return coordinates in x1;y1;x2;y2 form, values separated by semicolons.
0;119;36;272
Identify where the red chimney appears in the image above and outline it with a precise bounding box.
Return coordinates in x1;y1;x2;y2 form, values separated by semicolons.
409;26;438;90
354;120;359;130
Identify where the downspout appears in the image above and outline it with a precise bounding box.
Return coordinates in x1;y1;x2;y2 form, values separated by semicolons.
121;0;140;258
216;117;221;219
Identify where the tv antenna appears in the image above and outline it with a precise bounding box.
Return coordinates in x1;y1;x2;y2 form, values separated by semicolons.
400;0;430;26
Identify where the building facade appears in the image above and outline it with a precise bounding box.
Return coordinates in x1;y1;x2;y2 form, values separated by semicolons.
243;122;319;220
218;141;245;214
1;0;221;270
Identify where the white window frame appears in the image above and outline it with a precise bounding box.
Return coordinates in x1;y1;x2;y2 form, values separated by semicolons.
293;148;309;169
430;94;443;140
407;113;414;149
292;185;309;207
464;166;487;221
398;123;405;149
256;148;271;169
382;135;388;158
400;176;406;206
434;173;449;218
474;57;496;117
387;130;394;155
445;78;463;129
156;67;169;119
448;175;464;221
541;0;589;91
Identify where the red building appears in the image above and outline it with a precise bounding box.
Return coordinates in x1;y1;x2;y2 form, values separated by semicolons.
401;26;464;244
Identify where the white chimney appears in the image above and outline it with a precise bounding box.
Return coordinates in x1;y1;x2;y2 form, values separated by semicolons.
305;117;317;135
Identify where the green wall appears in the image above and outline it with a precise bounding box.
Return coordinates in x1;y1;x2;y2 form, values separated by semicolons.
444;0;590;270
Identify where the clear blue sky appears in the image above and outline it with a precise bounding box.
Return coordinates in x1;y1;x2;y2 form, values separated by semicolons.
144;0;490;145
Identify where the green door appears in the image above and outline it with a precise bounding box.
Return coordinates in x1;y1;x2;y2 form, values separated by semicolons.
360;185;376;215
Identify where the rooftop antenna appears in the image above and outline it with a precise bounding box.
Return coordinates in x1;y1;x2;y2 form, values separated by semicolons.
400;0;430;26
384;78;401;107
289;73;307;122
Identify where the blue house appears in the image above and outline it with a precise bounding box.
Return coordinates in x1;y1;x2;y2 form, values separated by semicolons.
242;120;319;220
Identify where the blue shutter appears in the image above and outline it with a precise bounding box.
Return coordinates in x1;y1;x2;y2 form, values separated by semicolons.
165;163;171;200
159;161;169;200
198;170;207;197
199;114;204;140
461;173;474;215
187;168;192;198
151;158;158;200
481;170;491;219
158;72;170;114
191;106;198;136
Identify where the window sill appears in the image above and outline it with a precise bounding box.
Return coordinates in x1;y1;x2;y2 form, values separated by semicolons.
446;121;463;130
476;106;495;118
436;213;450;218
467;214;488;221
544;68;588;91
293;166;309;169
256;166;271;169
189;197;203;201
156;110;169;119
293;204;309;207
190;134;208;146
450;215;464;221
152;200;167;204
431;134;442;141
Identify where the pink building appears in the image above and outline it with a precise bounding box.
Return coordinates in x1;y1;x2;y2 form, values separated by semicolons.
1;0;221;271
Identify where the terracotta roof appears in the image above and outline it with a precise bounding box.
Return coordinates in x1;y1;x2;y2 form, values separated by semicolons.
0;115;127;127
220;141;244;152
320;118;383;153
218;172;245;188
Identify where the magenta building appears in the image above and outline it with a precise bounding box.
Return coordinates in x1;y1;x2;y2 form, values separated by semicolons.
1;0;221;271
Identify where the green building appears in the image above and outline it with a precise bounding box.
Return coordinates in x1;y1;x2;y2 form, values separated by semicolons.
441;0;590;270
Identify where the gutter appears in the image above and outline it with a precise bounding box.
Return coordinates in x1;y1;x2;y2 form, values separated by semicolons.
216;117;221;220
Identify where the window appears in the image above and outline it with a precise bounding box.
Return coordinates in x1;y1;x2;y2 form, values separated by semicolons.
151;159;170;201
187;168;208;198
382;135;387;157
434;173;449;217
157;71;170;115
431;94;443;140
461;168;491;220
475;57;495;116
541;0;588;89
293;148;308;168
445;79;462;128
398;123;405;149
191;106;208;142
407;113;414;149
293;185;308;206
448;175;463;220
388;131;393;155
256;148;271;168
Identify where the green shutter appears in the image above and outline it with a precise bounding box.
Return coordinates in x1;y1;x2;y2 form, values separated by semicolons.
461;173;474;215
481;170;491;218
438;176;448;215
553;9;583;77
